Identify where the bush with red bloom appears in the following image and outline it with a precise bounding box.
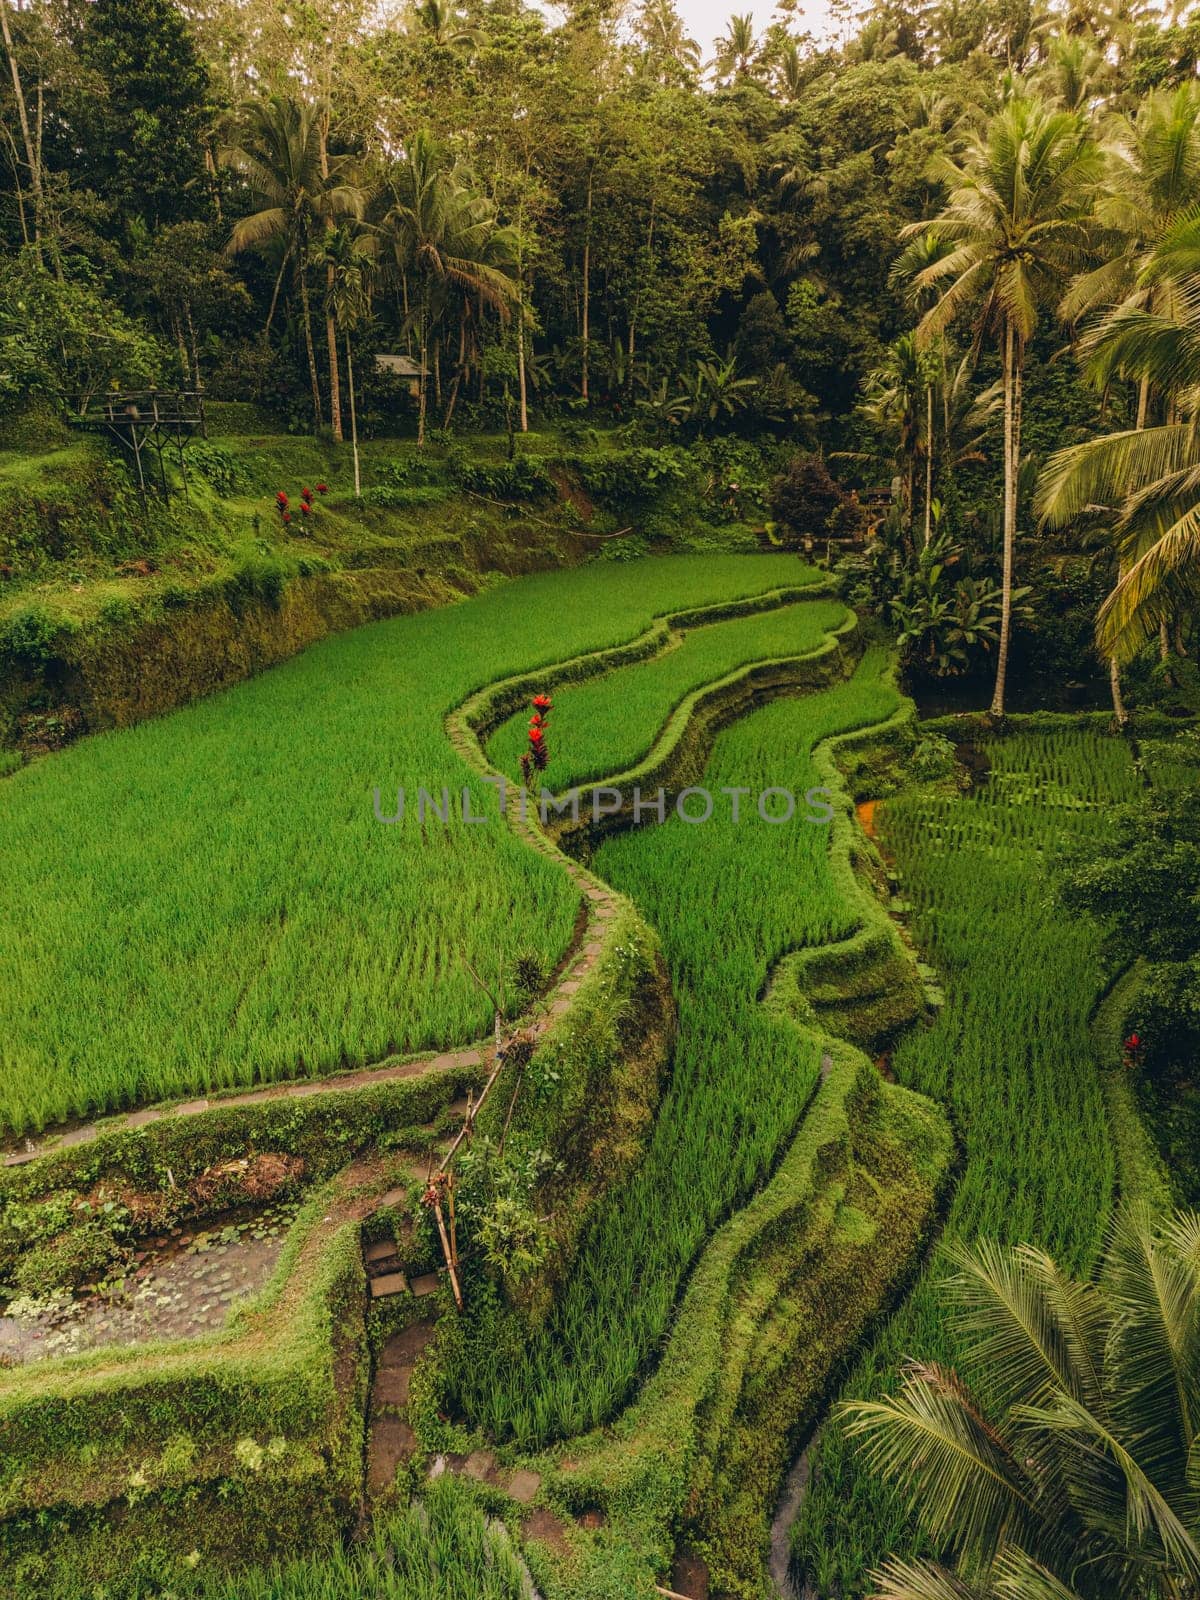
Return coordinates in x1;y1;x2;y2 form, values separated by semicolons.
301;487;313;504
281;510;292;524
300;502;311;516
275;491;289;508
520;693;551;785
1122;1031;1143;1069
315;482;328;495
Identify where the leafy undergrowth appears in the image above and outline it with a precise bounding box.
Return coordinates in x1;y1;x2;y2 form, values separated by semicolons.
191;1475;529;1600
486;591;843;788
439;648;921;1448
792;730;1152;1595
0;557;808;1135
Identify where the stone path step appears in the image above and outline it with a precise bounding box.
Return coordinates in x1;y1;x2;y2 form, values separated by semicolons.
365;1319;436;1498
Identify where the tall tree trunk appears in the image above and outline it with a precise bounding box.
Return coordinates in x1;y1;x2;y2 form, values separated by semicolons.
443;308;467;430
581;164;593;402
417;304;429;447
266;249;289;336
0;2;41;261
991;316;1018;720
326;278;343;441
517;297;528;434
1109;655;1127;727
317;114;342;441
924;382;934;547
298;264;323;430
345;330;360;498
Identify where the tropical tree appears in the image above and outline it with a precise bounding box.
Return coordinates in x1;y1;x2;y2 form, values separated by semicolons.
712;13;757;83
1038;211;1200;666
843;1207;1200;1599
1046;85;1200;692
222;94;364;430
381;131;518;445
325;220;377;497
634;0;701;85
860;333;937;543
408;0;476;51
908;93;1099;717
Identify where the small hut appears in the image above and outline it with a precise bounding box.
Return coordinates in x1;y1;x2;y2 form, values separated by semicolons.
374;353;426;397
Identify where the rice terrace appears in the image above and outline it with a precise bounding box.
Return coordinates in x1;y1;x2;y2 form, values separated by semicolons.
4;4;1200;1599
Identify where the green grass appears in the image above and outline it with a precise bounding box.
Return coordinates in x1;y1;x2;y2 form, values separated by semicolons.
442;647;907;1447
792;730;1144;1595
0;556;815;1134
193;1477;528;1600
486;596;847;789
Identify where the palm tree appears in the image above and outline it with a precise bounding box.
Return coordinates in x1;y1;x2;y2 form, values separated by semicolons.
325;222;377;498
1049;85;1200;706
408;0;476;50
381;132;518;445
1038;214;1200;663
907;94;1099;717
713;13;757;82
222;95;364;432
862;335;936;543
634;0;701;84
843;1207;1200;1599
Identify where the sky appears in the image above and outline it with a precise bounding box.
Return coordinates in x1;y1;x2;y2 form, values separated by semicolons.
675;0;840;53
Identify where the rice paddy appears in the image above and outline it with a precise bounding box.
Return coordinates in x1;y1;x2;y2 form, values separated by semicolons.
791;729;1143;1594
0;555;816;1135
485;594;849;789
444;647;905;1446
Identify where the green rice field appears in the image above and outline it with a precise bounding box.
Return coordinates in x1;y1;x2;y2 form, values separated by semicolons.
444;646;904;1446
485;594;848;788
0;556;819;1134
792;729;1144;1593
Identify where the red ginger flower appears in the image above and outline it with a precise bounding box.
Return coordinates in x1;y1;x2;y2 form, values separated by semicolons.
315;482;328;494
276;491;289;507
532;694;552;711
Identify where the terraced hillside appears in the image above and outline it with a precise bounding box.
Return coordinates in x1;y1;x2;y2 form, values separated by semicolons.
0;556;828;1134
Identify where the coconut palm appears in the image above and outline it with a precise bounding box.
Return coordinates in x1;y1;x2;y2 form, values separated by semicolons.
842;1206;1200;1600
906;93;1099;717
408;0;476;50
713;13;757;82
380;132;518;445
222;95;364;431
635;0;701;84
1048;85;1200;701
861;334;937;542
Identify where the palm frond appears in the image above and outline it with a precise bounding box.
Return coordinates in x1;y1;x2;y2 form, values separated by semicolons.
840;1360;1037;1568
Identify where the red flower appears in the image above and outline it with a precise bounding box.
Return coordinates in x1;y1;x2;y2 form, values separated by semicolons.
315;482;328;494
528;726;544;743
282;511;292;524
301;487;313;502
300;502;311;515
1125;1033;1141;1051
532;694;552;711
276;491;289;507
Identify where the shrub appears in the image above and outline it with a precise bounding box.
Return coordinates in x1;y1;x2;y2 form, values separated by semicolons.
11;1217;130;1293
768;450;852;542
187;442;244;496
0;604;69;671
452;455;555;501
225;553;288;612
